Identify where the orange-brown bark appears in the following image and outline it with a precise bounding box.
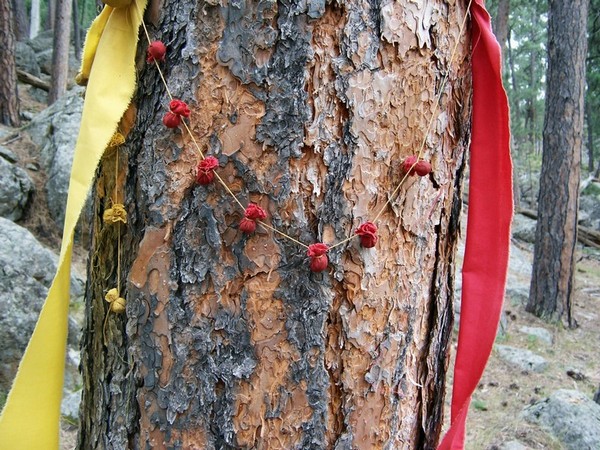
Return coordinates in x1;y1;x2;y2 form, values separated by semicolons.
80;1;471;449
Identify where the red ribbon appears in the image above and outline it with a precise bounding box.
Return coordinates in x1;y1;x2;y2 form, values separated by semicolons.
438;1;512;448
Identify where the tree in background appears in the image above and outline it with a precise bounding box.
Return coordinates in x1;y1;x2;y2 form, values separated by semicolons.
0;0;20;126
586;0;600;175
48;0;72;104
11;0;29;41
487;0;547;208
527;0;589;326
78;1;472;448
30;0;41;39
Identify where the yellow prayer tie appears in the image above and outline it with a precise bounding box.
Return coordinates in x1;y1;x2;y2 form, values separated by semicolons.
0;1;147;447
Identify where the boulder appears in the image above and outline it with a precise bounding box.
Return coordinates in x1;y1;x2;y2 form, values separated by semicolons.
495;345;548;373
518;326;554;345
27;29;54;54
61;389;82;421
0;218;84;392
512;214;537;243
497;441;530;450
26;87;84;228
15;41;41;77
0;156;33;221
579;194;600;231
522;389;600;450
0;145;18;163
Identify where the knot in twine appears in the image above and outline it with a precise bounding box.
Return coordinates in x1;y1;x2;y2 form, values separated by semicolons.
103;203;127;224
105;288;126;314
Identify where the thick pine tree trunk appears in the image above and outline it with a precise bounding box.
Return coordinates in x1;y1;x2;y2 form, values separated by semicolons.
79;1;471;449
527;0;588;327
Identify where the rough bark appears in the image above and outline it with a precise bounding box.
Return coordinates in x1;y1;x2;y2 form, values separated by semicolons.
46;0;55;30
586;99;595;172
0;0;20;127
72;0;81;61
48;0;72;104
11;0;29;41
492;0;509;59
527;0;589;326
79;1;471;449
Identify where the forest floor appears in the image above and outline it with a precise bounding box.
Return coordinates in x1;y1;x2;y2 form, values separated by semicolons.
446;239;600;450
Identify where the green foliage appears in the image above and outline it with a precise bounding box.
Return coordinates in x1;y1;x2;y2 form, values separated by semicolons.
487;0;548;204
586;0;600;172
24;0;99;36
472;399;489;411
488;0;599;176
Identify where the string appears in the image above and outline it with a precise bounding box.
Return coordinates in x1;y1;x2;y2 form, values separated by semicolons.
138;14;174;101
135;1;473;253
115;145;121;293
371;0;473;225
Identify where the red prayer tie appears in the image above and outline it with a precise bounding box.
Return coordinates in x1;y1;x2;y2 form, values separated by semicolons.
438;1;513;448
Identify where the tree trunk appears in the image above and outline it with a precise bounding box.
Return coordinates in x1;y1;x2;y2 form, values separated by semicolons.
11;0;29;41
0;0;20;127
29;0;41;39
46;0;55;30
79;1;471;449
492;0;510;61
48;0;72;104
527;0;589;326
72;0;81;61
586;98;595;173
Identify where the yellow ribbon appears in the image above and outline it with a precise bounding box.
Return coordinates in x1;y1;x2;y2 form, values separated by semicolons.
0;1;147;447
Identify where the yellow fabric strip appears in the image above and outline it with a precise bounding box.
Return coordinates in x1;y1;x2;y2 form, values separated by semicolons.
0;1;147;448
75;5;114;85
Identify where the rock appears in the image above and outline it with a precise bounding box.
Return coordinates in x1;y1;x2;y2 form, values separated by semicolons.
506;244;532;287
0;126;11;141
512;214;537;243
36;48;79;78
579;195;600;231
0;156;34;221
495;345;548;373
498;441;530;450
20;110;34;121
506;287;529;305
566;368;586;381
61;389;81;421
15;41;41;77
518;326;554;345
522;389;600;450
26;87;84;227
27;29;54;54
0;218;84;392
0;145;18;163
63;348;81;393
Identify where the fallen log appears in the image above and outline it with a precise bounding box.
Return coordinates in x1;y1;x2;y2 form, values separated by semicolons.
16;69;50;92
517;208;600;250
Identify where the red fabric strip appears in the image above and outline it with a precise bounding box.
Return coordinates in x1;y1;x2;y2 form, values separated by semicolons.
438;1;512;449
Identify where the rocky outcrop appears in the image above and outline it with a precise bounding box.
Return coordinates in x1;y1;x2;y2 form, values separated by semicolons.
26;87;84;228
0;218;84;393
522;389;600;450
495;345;548;373
0;151;33;221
